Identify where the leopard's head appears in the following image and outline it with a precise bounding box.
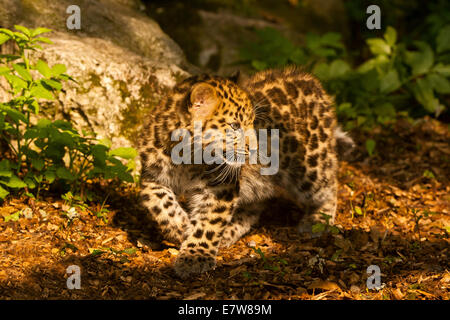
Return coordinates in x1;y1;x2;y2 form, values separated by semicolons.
187;77;257;175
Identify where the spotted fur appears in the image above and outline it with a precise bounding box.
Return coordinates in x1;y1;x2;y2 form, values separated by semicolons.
139;67;353;278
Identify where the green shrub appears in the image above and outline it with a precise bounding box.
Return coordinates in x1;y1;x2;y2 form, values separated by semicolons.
239;27;345;71
239;26;450;129
0;25;136;201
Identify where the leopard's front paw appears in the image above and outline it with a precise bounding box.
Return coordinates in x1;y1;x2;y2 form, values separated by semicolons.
174;252;216;279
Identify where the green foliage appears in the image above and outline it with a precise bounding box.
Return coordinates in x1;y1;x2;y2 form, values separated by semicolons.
240;25;450;129
3;211;20;222
0;26;137;201
239;27;345;71
311;212;340;235
89;246;137;263
250;246;288;273
422;169;435;179
365;139;376;157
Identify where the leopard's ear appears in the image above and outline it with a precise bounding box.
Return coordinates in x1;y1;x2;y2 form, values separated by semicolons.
189;82;221;121
228;70;247;86
228;70;241;83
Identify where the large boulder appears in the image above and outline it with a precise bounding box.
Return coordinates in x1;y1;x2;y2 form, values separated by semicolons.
0;0;191;148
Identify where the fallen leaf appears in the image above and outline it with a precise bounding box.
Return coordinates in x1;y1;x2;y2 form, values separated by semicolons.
308;280;341;291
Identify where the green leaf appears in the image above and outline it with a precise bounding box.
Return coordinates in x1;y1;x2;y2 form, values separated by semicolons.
374;102;396;122
109;147;137;160
98;138;112;149
12;63;32;81
14;25;31;37
0;66;10;75
32;44;44;51
0;175;27;188
436;25;450;53
251;60;267;71
89;249;106;256
423;169;435;179
384;26;397;47
329;226;340;235
380;69;401;93
35;59;52;78
31;158;45;171
30;82;54;100
122;248;137;255
367;38;391;56
0;185;9;199
328;59;350;78
0;32;10;45
37;118;52;128
426;73;450;94
51;64;67;76
24;177;37;189
312;62;330;80
30;100;40;114
305;32;343;58
13;32;28;41
413;78;443;115
357;116;366;126
0;105;28;124
404;42;434;76
321;32;344;49
116;170;134;183
0;160;11;172
337;102;356;118
4;73;27;90
44;170;56;183
312;223;326;233
0;28;14;37
331;249;342;261
357;55;389;73
0;169;12;178
290;48;307;65
354;206;363;215
34;174;43;183
41;78;62;91
33;37;52;44
433;63;450;76
30;27;52;37
4;211;20;222
365;139;376;156
56;167;76;181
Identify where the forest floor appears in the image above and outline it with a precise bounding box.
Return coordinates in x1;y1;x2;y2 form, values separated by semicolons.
0;117;448;300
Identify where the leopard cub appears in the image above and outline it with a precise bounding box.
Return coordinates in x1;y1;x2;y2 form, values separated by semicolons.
138;67;353;278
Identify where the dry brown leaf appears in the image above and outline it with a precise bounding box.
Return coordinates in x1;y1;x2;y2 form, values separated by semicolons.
184;292;206;300
308;280;341;291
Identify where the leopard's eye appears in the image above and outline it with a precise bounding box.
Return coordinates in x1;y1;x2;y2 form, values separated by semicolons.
230;122;241;130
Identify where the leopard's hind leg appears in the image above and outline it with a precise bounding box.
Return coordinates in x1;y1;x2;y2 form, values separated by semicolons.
282;150;338;235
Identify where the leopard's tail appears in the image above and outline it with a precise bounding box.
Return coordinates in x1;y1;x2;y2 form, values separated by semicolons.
335;126;355;160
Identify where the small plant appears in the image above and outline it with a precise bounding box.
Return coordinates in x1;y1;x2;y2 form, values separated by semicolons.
3;211;20;222
89;247;137;263
365;139;376;157
93;194;111;223
312;212;340;234
250;246;288;273
422;169;436;179
0;25;137;201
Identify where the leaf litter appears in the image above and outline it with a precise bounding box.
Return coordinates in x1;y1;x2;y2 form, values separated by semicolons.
0;117;448;300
